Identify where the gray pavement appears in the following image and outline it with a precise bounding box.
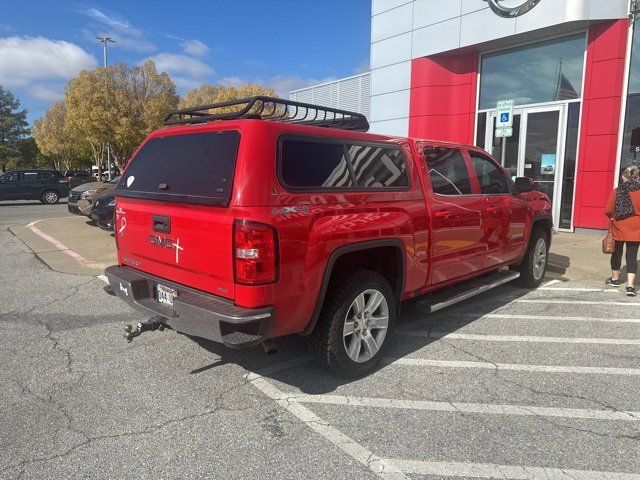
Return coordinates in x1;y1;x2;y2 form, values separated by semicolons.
0;201;639;479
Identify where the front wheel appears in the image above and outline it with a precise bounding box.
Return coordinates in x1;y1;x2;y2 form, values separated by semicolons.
514;228;549;288
310;269;396;377
41;190;60;204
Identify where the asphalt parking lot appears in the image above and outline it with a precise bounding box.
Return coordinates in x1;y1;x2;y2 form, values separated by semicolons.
1;201;639;479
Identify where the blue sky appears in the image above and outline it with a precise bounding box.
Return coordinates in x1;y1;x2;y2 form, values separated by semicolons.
0;1;371;124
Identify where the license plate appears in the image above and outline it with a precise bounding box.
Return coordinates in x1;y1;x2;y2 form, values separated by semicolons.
156;284;177;306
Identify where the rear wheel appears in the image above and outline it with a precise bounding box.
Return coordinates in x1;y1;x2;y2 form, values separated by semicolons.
514;228;549;288
41;190;59;204
310;269;396;377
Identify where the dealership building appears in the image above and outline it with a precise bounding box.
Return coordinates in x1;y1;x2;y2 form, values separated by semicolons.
293;0;640;232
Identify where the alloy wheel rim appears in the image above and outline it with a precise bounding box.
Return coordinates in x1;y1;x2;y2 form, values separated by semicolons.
45;192;57;203
532;237;547;280
343;289;389;363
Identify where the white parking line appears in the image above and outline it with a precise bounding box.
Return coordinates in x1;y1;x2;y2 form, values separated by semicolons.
402;314;640;330
517;299;639;305
396;331;640;345
97;274;108;284
247;368;409;480
478;313;640;324
538;287;620;293
293;394;640;421
386;459;640;479
388;358;640;376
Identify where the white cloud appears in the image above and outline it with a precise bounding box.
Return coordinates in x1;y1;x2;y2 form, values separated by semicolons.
353;60;370;75
28;83;66;102
172;76;207;91
81;8;156;53
0;36;97;90
180;39;209;57
219;76;243;87
144;53;214;78
140;53;214;93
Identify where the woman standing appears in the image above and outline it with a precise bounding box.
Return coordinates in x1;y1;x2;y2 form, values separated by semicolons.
604;165;640;296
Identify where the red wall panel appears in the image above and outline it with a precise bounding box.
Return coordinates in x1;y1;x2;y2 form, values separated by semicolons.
408;53;478;144
574;19;629;229
408;20;628;230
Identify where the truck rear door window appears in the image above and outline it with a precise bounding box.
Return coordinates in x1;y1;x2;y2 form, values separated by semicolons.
425;147;472;195
117;131;240;206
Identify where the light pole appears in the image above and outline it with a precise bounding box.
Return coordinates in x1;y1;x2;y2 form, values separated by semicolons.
96;36;115;181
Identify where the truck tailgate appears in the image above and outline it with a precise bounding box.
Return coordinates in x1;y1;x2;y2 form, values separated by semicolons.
116;197;235;299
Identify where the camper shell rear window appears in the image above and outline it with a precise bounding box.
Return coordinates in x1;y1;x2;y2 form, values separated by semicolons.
116;130;240;206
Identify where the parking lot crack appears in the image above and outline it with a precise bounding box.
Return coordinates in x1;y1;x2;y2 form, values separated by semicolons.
3;376;259;476
434;337;640;437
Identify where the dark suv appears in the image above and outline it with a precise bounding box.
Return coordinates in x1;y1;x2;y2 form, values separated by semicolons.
0;169;68;204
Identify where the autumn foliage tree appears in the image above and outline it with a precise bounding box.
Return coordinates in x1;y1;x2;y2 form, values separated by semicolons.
32;101;86;170
65;60;178;171
179;83;278;110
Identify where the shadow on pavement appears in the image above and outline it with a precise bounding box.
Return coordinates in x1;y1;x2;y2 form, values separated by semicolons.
184;283;533;394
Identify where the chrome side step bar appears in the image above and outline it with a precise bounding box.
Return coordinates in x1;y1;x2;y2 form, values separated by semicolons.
416;270;520;314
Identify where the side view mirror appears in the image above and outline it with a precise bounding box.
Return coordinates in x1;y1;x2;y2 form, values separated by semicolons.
515;177;534;193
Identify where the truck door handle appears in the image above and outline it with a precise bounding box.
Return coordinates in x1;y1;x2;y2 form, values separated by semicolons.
434;210;451;219
485;207;500;215
152;215;171;233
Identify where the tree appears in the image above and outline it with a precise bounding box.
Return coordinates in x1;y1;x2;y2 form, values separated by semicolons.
3;137;40;170
109;60;179;167
33;101;84;170
65;61;179;171
65;68;114;175
178;83;278;110
0;86;30;168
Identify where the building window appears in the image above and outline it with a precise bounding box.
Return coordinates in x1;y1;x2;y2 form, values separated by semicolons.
479;34;586;110
476;112;487;148
620;16;640;176
559;102;580;230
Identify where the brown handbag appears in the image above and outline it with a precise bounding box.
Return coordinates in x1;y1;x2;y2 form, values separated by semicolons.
602;219;616;254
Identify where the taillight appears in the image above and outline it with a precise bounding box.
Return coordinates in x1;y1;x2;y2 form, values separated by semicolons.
233;220;278;285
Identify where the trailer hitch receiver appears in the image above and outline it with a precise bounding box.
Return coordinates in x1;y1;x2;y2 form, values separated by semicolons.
123;316;168;342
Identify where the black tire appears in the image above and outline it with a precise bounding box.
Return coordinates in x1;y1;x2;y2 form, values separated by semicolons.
514;228;549;288
310;268;396;377
41;190;60;204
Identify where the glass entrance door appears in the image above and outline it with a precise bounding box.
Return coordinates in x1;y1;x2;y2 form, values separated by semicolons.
484;105;567;231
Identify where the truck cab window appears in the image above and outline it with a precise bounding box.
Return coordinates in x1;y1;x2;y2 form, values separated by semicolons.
424;147;472;195
469;152;510;195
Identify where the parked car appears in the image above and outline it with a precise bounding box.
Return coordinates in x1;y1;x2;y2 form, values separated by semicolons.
0;169;68;204
67;176;120;216
90;192;115;230
91;167;120;182
105;96;552;377
60;169;93;189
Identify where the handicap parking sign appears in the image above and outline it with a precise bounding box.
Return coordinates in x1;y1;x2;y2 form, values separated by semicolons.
496;99;514;128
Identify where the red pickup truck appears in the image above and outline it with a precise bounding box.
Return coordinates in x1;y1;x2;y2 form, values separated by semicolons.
105;97;552;377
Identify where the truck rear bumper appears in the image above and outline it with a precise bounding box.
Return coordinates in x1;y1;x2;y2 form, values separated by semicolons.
105;265;274;348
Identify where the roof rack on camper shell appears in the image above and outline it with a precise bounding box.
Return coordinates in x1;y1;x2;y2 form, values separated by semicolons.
163;96;370;132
